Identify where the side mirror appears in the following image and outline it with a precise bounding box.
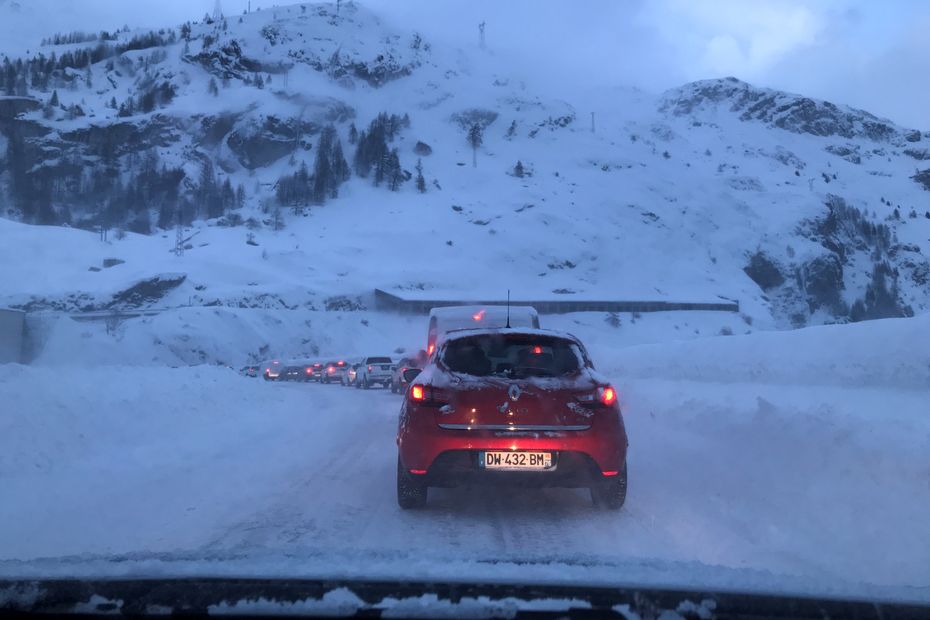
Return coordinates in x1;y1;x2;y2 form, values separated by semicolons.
403;368;422;383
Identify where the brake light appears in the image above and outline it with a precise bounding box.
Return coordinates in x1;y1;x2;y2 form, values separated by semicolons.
602;470;619;476
328;367;335;373
532;346;543;354
306;368;312;374
337;361;345;366
410;385;425;401
576;386;618;408
409;469;427;475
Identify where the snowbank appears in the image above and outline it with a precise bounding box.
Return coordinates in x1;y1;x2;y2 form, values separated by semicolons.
607;313;930;389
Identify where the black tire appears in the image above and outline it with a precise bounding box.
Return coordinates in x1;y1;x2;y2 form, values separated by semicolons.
590;464;628;510
397;458;427;509
363;377;370;389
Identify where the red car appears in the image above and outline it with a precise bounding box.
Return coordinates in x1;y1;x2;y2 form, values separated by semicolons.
396;328;628;510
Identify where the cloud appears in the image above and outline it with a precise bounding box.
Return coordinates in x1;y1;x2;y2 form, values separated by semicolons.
637;0;825;79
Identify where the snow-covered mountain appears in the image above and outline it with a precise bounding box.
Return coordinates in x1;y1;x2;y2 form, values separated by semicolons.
1;1;929;365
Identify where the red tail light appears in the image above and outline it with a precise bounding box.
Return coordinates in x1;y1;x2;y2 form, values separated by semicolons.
532;345;543;354
368;365;373;371
408;385;451;406
337;361;345;366
328;367;335;373
409;469;427;475
305;368;312;374
576;385;618;408
427;344;435;355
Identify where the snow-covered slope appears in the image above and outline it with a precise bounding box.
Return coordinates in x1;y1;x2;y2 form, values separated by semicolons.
1;1;930;366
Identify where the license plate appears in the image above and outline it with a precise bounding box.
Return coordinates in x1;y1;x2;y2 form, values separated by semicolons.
480;451;553;470
381;365;390;370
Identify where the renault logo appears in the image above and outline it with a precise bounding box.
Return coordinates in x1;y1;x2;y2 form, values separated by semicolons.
508;384;522;401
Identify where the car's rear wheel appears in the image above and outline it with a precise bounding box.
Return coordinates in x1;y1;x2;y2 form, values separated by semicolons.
363;377;370;389
590;464;627;510
397;458;428;509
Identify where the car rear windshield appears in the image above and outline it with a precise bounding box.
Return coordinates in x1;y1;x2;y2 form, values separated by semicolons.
442;334;584;378
367;357;392;364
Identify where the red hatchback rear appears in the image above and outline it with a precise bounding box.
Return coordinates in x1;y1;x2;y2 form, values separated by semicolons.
396;328;629;510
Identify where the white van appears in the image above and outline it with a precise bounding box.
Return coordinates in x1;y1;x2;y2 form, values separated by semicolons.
426;305;540;356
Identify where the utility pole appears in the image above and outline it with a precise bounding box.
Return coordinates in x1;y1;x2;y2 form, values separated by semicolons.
479;21;486;49
591;112;595;134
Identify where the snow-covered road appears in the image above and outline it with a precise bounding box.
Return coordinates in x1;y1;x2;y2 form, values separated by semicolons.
2;323;929;603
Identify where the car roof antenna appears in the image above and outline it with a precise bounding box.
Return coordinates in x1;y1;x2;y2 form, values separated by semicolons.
506;289;511;328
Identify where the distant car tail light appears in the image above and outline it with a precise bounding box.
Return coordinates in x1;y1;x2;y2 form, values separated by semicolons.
368;365;373;371
337;361;345;366
305;368;312;374
328;366;335;373
472;309;485;321
532;345;543;354
410;385;425;401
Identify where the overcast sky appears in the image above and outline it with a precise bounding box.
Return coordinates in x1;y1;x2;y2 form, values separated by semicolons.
2;0;928;128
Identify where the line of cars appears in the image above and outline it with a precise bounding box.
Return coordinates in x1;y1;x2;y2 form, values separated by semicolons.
243;304;630;512
247;357;414;389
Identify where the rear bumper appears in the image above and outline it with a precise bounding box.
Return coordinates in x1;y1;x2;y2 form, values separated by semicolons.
398;412;628;485
410;450;613;488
